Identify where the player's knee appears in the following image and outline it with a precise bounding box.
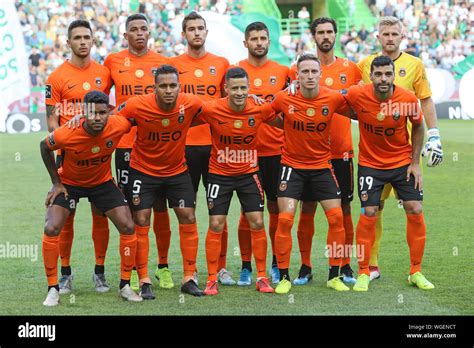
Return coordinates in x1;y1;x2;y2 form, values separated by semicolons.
179;212;196;224
120;220;135;235
209;219;225;232
44;223;61;236
364;207;379;217
134;214;150;227
404;203;423;215
248;218;264;230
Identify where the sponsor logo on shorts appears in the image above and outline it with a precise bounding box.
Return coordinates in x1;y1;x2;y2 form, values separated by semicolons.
132;195;140;205
207;200;214;209
361;190;368;202
279;182;288;191
106;140;113;148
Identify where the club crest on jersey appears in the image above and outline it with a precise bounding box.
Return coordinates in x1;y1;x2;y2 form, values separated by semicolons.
209;66;216;75
118;102;126;111
340;74;347;84
151;68;158;76
325;77;333;86
83;82;91;91
162;119;170;127
322;106;329;116
376;112;385;121
392;111;400;121
343;59;349;67
361;191;368;202
254;78;262;87
178;113;185;124
91;146;100;154
45;84;52;99
248;117;255;127
270;76;277;85
132;195;140;206
306;108;315;117
234;120;243;128
106;140;113;148
95;77;102;87
194;69;203;77
399;67;406;77
279;182;287;191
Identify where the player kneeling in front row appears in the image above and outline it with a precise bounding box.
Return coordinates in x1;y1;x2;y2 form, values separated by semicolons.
342;56;434;291
40;91;141;306
193;67;281;295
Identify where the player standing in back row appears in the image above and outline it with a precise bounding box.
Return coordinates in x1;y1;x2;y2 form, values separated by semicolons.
45;20;112;294
169;12;231;285
235;21;289;286
103;14;174;291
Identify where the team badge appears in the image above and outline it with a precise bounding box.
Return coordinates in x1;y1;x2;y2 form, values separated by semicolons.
45;84;52;99
234;120;243;128
376;112;385;121
95;77;102;87
132;195;140;206
83;82;91;91
151;68;158;76
322;105;329;116
178;113;185;124
343;59;349;67
194;69;203;77
306;108;315;117
135;69;144;78
106;140;113;148
48;133;55;146
124;57;131;67
254;78;262;87
248;117;255;127
91;146;100;154
399;67;406;77
118;102;126;111
340;74;347;84
270;76;277;85
162;118;170;127
325;77;333;86
361;191;368;202
209;66;216;75
392;111;400;121
279;182;287;191
208;200;214;209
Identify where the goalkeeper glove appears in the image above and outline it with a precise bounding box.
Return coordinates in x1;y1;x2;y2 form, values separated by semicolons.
421;128;443;167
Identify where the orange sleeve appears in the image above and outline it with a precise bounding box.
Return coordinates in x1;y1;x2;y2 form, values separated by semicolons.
220;59;230;96
116;98;137;119
113;114;133;133
103;55;112;71
103;71;113;95
262;102;276;122
353;64;362;84
344;85;360;108
194;102;210;124
270;91;285;113
45;126;68;151
45;73;62;106
334;92;350;115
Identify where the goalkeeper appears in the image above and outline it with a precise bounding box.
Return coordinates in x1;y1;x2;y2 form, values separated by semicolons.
357;16;443;281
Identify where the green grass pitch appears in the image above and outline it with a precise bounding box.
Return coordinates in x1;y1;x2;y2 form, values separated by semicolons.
0;119;472;315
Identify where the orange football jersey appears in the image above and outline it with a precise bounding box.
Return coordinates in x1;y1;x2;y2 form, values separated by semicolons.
345;84;423;169
169;52;230;146
104;49;169;148
45;115;132;187
195;98;276;176
235;59;289;157
290;57;361;159
45;60;112;125
271;87;348;170
117;93;203;177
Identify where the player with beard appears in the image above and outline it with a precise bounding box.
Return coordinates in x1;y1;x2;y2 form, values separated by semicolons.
234;22;289;285
289;18;361;286
104;14;174;292
169;12;232;286
45;20;112;295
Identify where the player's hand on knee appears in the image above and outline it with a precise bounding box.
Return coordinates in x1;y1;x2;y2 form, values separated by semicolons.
66;115;83;129
421;128;443;167
46;183;69;207
407;163;422;191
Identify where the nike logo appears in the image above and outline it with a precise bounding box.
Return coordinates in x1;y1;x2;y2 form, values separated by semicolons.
74;150;86;154
119;70;128;73
218;121;227;125
361;109;369;113
259;204;264;208
68;84;77;89
179;71;188;75
336;191;341;195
